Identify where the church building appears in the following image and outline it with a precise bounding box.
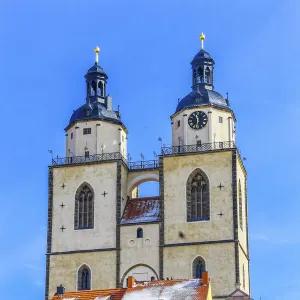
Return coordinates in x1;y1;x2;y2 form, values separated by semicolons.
45;34;250;300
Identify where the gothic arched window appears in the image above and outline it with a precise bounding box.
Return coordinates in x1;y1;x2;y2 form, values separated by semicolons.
205;67;211;83
77;265;91;290
186;169;210;222
137;228;143;238
239;180;243;230
74;183;94;230
192;256;206;279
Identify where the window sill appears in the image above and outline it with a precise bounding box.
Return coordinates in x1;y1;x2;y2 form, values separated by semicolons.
187;218;210;223
74;227;94;231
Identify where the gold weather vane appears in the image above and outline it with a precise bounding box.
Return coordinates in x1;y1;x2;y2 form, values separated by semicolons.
200;33;206;50
94;46;100;64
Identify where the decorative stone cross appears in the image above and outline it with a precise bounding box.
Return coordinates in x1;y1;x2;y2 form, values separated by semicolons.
61;183;66;189
218;183;224;190
60;226;66;232
102;191;108;197
59;202;65;209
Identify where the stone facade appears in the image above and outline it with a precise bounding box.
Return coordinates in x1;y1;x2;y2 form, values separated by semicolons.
46;41;250;300
47;149;249;299
49;251;116;295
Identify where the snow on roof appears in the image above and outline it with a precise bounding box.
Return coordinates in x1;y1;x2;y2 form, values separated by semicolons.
120;197;160;225
123;279;208;300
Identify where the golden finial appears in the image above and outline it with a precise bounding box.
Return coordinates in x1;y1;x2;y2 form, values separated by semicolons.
94;46;100;64
200;33;206;50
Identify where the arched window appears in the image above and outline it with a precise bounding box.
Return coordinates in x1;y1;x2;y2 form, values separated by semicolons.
137;228;143;238
239;180;243;230
205;67;211;83
197;67;203;83
192;256;206;279
90;81;97;96
74;183;94;230
77;265;91;290
186;169;210;222
97;81;103;96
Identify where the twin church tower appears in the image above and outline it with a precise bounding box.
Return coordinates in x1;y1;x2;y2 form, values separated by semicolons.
45;34;250;300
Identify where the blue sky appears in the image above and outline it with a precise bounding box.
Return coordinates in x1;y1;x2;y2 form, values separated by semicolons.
0;0;299;299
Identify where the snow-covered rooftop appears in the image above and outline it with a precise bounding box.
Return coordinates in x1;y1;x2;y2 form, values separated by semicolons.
123;279;208;300
120;197;160;225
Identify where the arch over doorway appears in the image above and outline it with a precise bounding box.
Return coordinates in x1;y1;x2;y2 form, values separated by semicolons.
121;264;159;287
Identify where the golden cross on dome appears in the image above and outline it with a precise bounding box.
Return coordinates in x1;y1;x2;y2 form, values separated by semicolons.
200;33;206;50
94;46;100;64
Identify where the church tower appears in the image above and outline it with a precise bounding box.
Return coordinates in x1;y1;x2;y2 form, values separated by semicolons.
46;47;129;299
45;37;250;300
162;33;249;298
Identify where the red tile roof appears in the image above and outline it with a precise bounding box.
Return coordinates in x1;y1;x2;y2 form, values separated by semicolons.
52;280;209;300
120;197;160;224
52;288;126;300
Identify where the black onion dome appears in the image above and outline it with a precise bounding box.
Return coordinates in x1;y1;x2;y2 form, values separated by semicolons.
176;88;228;113
69;102;122;126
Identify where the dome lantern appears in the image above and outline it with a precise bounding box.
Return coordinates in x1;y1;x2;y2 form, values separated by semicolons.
191;33;215;91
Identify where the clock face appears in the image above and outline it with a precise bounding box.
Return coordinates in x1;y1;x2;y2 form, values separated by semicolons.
188;111;208;130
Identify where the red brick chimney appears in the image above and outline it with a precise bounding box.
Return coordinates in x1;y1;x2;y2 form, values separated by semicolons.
127;276;135;288
201;271;209;285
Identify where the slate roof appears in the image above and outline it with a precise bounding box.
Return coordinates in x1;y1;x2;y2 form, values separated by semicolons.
120;197;160;225
191;49;215;64
86;63;107;77
175;88;229;113
68;103;122;127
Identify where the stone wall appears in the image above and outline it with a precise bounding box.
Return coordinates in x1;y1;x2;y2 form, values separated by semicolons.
120;224;160;286
163;243;236;297
163;151;234;244
48;251;116;299
51;162;117;252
